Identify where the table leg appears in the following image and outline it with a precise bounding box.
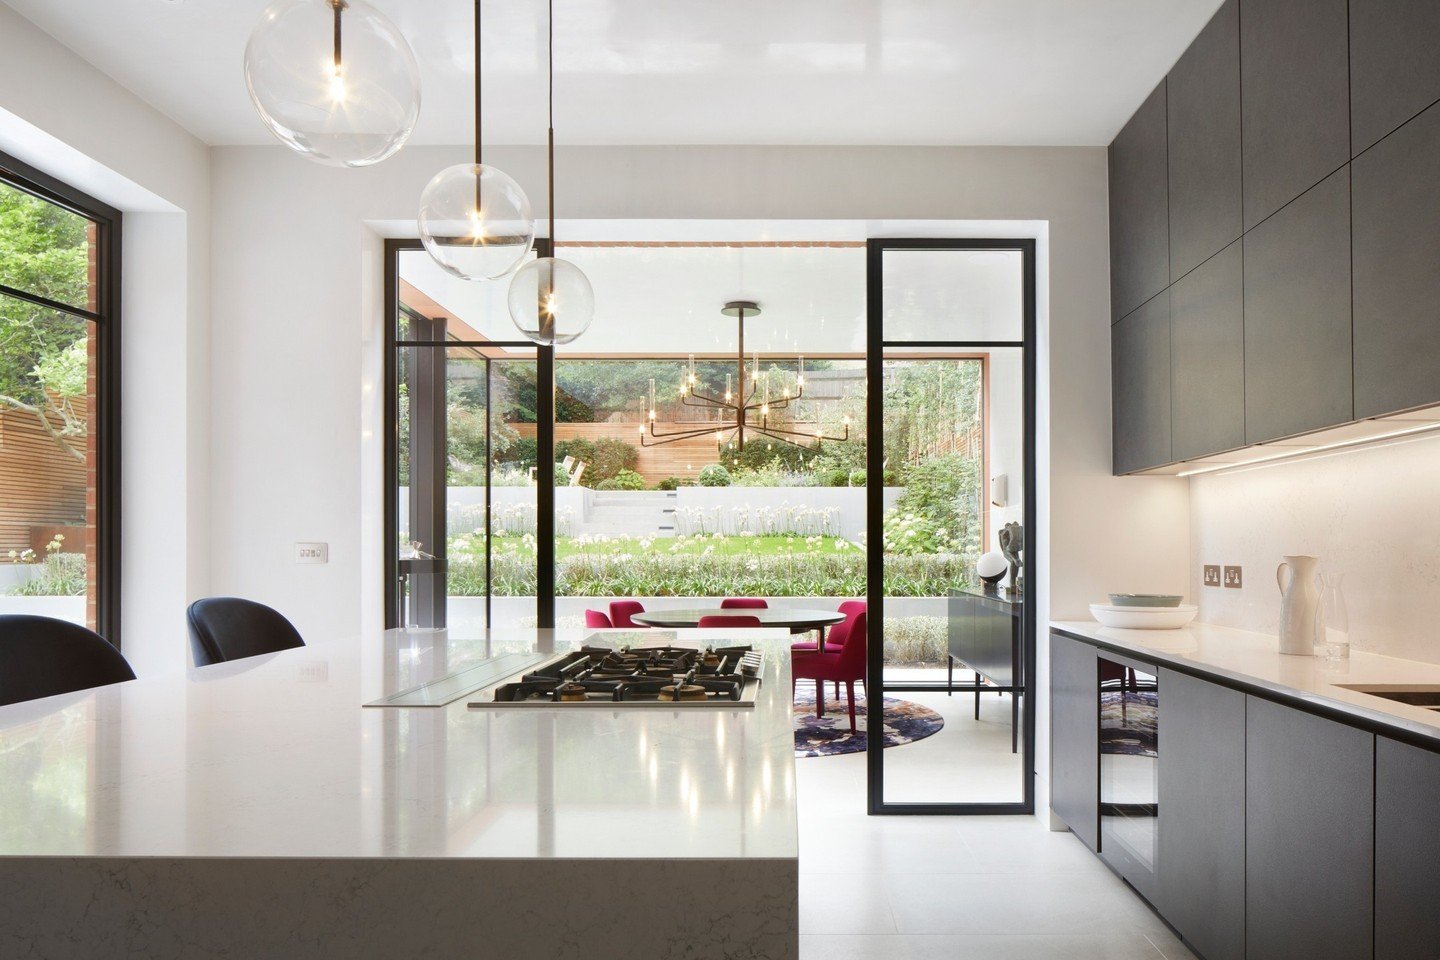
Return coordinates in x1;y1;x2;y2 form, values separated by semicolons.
947;655;953;695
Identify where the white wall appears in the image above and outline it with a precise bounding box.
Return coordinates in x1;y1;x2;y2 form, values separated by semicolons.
0;2;212;677
1191;431;1440;665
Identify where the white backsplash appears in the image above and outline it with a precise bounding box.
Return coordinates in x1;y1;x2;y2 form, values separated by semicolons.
1189;431;1440;665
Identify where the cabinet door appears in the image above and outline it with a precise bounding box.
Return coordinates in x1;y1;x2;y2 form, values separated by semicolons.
1240;0;1350;229
1350;0;1440;155
1049;633;1097;850
1243;167;1353;443
1352;101;1440;419
1375;736;1440;960
1110;82;1170;321
1171;240;1244;460
1156;670;1244;960
1246;697;1374;960
1167;0;1242;280
1112;292;1171;473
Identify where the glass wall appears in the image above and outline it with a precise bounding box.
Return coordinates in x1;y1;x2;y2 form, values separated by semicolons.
0;166;116;639
868;241;1034;812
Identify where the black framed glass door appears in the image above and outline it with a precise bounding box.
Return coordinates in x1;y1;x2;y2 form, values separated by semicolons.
384;239;554;640
864;238;1038;814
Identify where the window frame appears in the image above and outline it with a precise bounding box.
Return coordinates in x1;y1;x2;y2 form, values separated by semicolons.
0;150;122;645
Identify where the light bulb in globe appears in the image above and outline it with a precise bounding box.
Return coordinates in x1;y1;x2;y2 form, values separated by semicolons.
418;164;535;281
244;0;420;167
508;257;595;346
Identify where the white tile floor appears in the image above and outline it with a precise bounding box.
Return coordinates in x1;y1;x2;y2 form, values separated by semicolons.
794;686;1196;960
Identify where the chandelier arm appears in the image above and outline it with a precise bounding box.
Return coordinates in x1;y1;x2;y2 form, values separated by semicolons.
749;420;851;443
646;422;726;440
641;425;731;447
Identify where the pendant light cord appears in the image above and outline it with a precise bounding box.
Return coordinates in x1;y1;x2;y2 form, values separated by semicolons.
547;0;556;249
474;0;483;167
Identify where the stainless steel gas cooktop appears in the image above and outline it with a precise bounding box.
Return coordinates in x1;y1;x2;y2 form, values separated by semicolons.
467;643;764;709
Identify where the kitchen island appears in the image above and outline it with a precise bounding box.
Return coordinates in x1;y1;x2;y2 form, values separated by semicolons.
0;628;798;959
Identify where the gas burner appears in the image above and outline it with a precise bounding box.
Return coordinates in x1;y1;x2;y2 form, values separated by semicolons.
480;643;762;708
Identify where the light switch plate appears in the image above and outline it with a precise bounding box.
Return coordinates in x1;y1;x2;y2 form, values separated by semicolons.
1223;565;1243;589
1203;564;1222;587
295;542;329;564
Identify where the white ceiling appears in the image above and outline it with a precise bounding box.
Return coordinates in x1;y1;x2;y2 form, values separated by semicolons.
5;0;1223;147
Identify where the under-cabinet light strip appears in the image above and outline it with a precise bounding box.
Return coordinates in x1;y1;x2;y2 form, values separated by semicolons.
1175;421;1440;478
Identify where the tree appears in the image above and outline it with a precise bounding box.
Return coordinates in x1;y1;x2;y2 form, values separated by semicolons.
0;185;91;461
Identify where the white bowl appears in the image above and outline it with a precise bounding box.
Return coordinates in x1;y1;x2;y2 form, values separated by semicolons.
1089;603;1198;630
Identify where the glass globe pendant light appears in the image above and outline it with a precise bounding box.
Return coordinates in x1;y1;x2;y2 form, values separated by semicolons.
244;0;420;167
417;0;535;281
508;0;595;345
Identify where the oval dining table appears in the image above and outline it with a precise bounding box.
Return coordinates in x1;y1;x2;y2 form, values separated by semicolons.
630;606;845;638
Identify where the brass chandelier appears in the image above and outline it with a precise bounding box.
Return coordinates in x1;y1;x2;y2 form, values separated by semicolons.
639;301;851;451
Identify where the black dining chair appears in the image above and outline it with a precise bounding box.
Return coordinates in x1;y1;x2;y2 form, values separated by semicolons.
186;597;305;667
0;614;137;707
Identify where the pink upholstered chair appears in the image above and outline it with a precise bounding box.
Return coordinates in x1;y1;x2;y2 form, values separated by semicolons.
791;600;865;696
696;614;762;628
609;600;648;628
720;598;768;610
584;609;613;629
791;600;865;653
791;611;868;733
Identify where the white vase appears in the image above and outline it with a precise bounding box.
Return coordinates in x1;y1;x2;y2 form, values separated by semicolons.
1276;555;1320;656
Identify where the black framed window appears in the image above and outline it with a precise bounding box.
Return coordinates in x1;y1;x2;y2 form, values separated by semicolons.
0;151;121;644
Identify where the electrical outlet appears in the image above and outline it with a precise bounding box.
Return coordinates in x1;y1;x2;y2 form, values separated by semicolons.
1203;564;1222;587
1223;565;1243;589
295;542;329;564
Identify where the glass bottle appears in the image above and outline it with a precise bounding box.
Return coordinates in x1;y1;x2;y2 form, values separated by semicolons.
1314;572;1350;660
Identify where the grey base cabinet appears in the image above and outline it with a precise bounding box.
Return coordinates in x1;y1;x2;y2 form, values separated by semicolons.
1375;737;1440;960
1156;670;1245;960
1048;633;1097;850
1245;696;1374;960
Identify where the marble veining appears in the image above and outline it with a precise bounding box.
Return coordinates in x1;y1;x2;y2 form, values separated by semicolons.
1053;618;1440;744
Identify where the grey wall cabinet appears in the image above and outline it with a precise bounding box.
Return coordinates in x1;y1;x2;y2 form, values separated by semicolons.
1349;0;1440;155
1166;0;1242;280
1109;82;1170;321
1155;669;1245;960
1246;696;1374;960
1170;240;1244;460
1240;0;1351;230
1352;101;1440;419
1243;168;1353;443
1048;632;1097;851
1375;737;1440;960
1112;293;1171;473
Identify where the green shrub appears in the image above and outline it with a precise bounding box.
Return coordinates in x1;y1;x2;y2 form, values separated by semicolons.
883;616;948;664
498;436;538;468
589;437;639;484
554;437;596;467
554;463;571;488
847;469;866;487
697;464;732;487
450;550;975;599
654;476;683;491
819;468;849;487
608;469;645;491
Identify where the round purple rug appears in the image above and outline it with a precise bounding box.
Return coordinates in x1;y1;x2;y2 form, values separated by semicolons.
792;690;944;758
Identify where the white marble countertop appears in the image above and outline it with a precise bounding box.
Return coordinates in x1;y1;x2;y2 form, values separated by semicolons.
0;627;798;860
1052;619;1440;744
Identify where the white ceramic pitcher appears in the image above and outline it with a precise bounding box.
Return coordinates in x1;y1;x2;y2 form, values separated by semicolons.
1276;555;1320;656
